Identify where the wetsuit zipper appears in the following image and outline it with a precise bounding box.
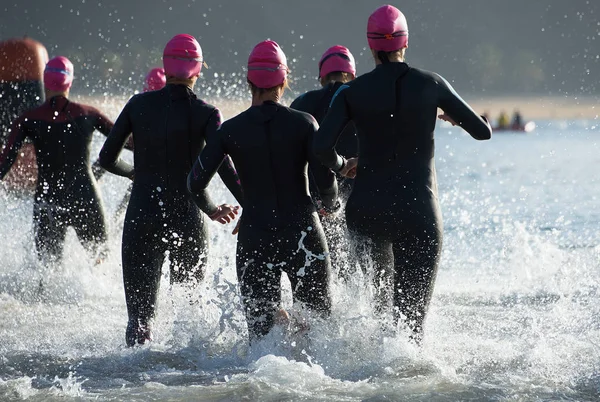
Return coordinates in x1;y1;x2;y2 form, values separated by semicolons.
164;86;172;190
264;118;280;225
391;67;411;163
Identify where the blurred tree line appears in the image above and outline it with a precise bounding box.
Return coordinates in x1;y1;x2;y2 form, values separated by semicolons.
2;0;597;97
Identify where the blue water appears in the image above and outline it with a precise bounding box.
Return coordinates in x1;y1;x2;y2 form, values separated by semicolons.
0;114;599;401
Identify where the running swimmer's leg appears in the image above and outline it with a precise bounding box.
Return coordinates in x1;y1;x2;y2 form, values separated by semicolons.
286;221;332;316
33;201;67;265
346;195;395;322
370;239;394;318
392;228;442;343
122;218;165;346
71;194;109;263
236;229;282;342
321;213;351;281
168;212;208;284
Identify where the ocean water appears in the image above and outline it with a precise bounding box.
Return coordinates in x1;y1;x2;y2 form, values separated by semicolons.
0;109;599;401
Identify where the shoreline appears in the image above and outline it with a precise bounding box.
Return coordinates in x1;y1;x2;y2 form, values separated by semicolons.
73;93;599;121
464;95;598;120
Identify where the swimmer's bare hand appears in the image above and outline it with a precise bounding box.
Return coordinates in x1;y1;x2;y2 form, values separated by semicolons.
209;204;240;224
340;157;358;179
438;113;457;126
232;219;241;235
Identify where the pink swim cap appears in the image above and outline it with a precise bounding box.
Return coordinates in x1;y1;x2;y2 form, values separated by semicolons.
143;67;166;92
318;45;356;78
367;5;409;52
163;34;203;79
247;40;289;89
43;56;74;92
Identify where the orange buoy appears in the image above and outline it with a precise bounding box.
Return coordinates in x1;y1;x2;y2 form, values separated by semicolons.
0;37;48;192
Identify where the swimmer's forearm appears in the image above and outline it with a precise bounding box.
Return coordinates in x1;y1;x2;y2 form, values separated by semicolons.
314;91;351;170
217;156;244;205
187;168;219;216
101;158;134;179
436;74;492;140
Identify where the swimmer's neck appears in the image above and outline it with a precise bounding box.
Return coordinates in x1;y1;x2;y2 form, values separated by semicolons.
372;48;406;65
45;90;69;99
374;56;405;65
251;93;281;107
166;76;197;90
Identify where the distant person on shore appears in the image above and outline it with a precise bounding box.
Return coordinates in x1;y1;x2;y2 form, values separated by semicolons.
511;109;523;129
99;34;242;347
497;110;509;129
188;40;337;343
0;56;113;266
314;5;492;343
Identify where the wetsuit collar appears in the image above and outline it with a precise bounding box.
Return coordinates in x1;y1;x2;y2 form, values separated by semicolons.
248;100;280;122
375;61;409;70
165;83;196;100
375;61;410;79
47;95;69;111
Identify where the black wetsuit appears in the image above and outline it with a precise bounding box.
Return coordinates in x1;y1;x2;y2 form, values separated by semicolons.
0;80;44;144
315;62;491;339
99;83;242;346
187;101;337;341
290;81;358;200
291;82;359;280
0;95;112;263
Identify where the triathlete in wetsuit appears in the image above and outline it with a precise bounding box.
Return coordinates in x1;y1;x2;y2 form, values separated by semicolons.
0;37;48;143
188;40;338;342
315;5;492;341
113;67;167;219
0;56;112;264
0;38;48;191
99;34;242;347
290;45;358;201
290;45;358;280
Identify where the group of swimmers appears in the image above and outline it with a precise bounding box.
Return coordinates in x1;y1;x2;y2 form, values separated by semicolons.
0;5;492;347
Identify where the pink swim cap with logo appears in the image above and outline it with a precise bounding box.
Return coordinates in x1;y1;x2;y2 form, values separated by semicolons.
43;56;74;91
367;5;409;52
163;34;203;79
247;40;289;89
318;45;356;78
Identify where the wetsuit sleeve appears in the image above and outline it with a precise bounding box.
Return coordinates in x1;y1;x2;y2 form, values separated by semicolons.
0;116;28;180
289;95;306;112
98;102;135;179
187;127;229;216
206;110;243;204
93;108;135;151
435;74;492;140
307;118;338;208
313;86;351;171
93;109;114;137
